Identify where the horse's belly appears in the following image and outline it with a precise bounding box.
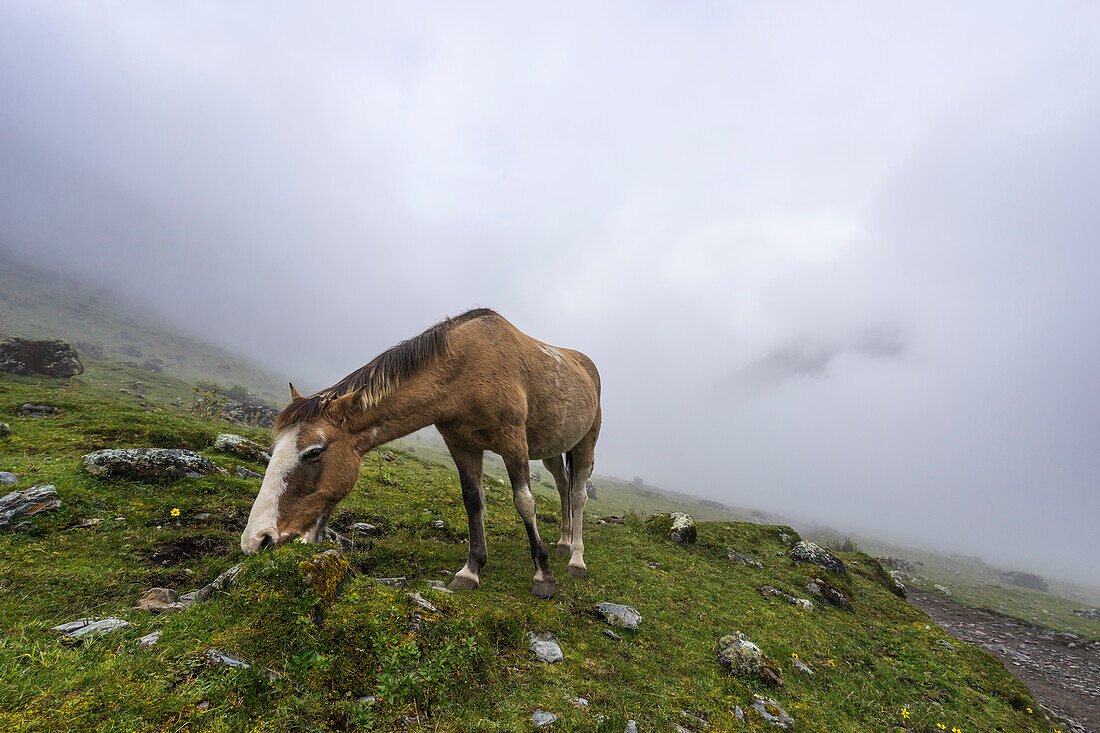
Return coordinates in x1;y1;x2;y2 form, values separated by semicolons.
526;409;594;460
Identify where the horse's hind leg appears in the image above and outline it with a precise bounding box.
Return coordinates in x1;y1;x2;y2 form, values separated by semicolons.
444;443;487;591
501;440;555;599
542;455;571;555
565;415;600;579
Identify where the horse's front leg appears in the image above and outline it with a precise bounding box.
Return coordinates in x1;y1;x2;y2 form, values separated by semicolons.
503;442;555;599
445;445;487;591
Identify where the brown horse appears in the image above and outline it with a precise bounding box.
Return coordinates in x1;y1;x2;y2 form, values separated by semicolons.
240;309;601;598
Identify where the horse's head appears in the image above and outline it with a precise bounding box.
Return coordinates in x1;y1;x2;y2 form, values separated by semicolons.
240;384;362;554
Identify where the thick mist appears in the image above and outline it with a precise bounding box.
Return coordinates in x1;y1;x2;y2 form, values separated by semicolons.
1;3;1097;584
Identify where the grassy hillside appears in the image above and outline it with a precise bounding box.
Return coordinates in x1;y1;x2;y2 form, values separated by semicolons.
0;255;287;403
0;366;1070;732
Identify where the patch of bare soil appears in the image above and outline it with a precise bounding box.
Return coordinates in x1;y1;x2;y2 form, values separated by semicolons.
909;588;1100;733
141;534;234;567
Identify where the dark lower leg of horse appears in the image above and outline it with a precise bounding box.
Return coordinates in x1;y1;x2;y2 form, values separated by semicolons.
543;455;571;555
446;446;486;591
504;450;555;599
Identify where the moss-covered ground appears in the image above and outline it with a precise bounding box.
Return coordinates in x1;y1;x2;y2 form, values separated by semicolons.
0;365;1070;732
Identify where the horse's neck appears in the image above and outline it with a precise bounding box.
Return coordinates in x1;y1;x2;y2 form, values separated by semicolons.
351;379;442;452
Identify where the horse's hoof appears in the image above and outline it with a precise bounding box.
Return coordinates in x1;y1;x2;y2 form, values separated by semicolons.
554;542;570;556
567;564;586;579
532;580;556;599
449;575;479;591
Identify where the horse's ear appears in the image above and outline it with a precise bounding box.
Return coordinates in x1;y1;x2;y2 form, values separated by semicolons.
289;382;304;401
325;391;361;425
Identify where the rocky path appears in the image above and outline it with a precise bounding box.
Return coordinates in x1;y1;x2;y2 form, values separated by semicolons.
908;589;1100;733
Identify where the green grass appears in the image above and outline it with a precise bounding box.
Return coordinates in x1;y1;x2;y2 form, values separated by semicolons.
0;367;1069;732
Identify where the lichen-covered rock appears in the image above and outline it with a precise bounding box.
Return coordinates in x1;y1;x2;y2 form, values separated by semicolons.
222;397;279;429
789;540;846;573
0;338;83;377
595;601;642;630
82;448;228;482
135;587;187;613
757;585;814;611
805;577;848;608
52;617;129;646
717;632;783;686
0;423;10;438
529;632;563;663
0;472;17;485
728;548;763;568
0;484;61;527
213;434;271;464
350;522;379;535
299;549;350;603
644;512;696;544
20;403;56;417
934;583;952;596
750;694;794;729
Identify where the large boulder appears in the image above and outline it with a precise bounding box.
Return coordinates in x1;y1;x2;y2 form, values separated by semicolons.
213;434;271;464
645;512;697;544
82;448;228;482
789;540;846;573
0;338;83;378
716;632;783;686
0;484;61;527
222;397;279;429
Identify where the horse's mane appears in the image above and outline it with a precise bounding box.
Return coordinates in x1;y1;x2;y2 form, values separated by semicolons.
275;308;498;429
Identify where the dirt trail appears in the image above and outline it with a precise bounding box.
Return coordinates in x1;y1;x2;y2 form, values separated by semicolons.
908;589;1100;733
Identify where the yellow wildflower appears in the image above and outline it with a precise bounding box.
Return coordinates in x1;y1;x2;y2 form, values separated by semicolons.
170;508;180;517
901;707;910;719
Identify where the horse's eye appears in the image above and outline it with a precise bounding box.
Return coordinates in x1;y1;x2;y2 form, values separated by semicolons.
302;446;325;462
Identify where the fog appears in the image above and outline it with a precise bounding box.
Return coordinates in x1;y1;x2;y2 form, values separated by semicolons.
1;3;1097;584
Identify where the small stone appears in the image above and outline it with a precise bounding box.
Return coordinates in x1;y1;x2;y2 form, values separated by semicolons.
934;584;951;595
734;706;744;721
680;709;710;728
0;423;10;438
0;484;61;527
603;628;622;641
529;632;563;663
595;602;641;630
425;580;454;594
358;695;376;704
569;696;588;707
234;466;263;480
789;540;846;573
408;592;441;614
323;527;356;552
206;649;250;669
74;517;102;528
793;658;814;674
350;522;379;535
934;639;956;651
727;548;763;568
0;472;16;484
624;721;638;733
716;632;782;686
137;630;162;648
195;700;210;711
430;519;445;530
213;434;271;464
194;512;211;520
377;577;409;588
750;694;794;729
135;587;187;613
531;710;557;727
52;617;130;645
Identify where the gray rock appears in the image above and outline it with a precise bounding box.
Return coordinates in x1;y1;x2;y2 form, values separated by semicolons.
727;548;763;568
680;709;710;728
185;563;243;605
137;630;161;648
408;592;441;614
20;403;57;417
531;710;557;727
82;448;228;482
135;587;187;613
670;512;697;544
0;423;10;438
350;522;379;535
623;721;637;733
595;602;642;630
934;639;956;651
0;484;61;527
430;519;445;530
934;584;951;595
757;585;814;611
425;580;454;595
804;577;848;608
529;632;563;663
789;540;846;572
716;632;782;686
793;658;814;674
734;706;744;721
213;434;271;464
0;472;17;485
206;648;250;669
234;466;263;480
569;697;588;707
52;617;130;645
222;396;279;429
750;695;794;729
358;696;376;704
603;628;622;641
585;479;597;500
323;527;356;552
141;358;164;373
1072;608;1100;619
777;531;794;546
377;577;409;588
0;338;83;378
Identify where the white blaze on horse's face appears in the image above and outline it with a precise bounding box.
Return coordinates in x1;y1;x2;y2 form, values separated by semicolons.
240;425;301;553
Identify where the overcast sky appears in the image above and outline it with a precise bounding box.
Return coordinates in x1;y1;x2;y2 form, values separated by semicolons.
1;2;1097;585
